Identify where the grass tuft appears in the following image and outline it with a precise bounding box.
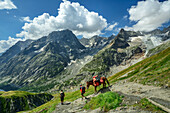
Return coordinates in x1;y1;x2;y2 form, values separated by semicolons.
84;92;122;112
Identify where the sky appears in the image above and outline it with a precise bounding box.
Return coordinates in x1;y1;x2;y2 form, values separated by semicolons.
0;0;170;53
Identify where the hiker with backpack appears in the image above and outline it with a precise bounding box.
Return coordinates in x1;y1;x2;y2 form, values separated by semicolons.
80;84;87;100
60;90;65;105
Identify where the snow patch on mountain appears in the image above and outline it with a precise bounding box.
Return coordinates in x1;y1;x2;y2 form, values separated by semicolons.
129;34;165;56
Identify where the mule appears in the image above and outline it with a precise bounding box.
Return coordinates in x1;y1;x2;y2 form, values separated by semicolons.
86;77;110;93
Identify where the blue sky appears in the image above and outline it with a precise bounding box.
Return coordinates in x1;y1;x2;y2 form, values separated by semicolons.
0;0;139;40
0;0;170;53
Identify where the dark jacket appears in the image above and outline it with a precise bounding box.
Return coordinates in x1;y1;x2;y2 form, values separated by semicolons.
60;92;65;98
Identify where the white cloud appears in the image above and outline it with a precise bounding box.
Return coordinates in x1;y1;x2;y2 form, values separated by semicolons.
127;0;170;32
16;0;107;39
105;22;118;31
0;0;108;53
0;37;23;53
0;0;17;10
20;16;32;22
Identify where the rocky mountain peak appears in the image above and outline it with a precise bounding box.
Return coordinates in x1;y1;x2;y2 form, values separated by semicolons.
109;29;143;49
79;35;114;49
120;28;125;33
20;29;85;56
0;29;87;87
0;39;33;64
47;29;85;49
110;30;129;49
47;29;74;41
143;26;170;36
119;29;142;39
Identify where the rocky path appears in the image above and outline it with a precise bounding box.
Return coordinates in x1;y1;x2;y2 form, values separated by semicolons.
53;81;170;113
111;81;170;102
111;81;170;111
52;96;90;113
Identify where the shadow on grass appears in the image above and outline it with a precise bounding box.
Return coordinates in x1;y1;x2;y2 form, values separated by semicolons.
97;86;111;94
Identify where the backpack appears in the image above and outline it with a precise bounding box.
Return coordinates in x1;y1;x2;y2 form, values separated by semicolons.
80;86;85;93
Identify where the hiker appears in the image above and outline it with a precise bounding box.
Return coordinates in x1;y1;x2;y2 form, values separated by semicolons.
80;84;86;100
93;74;100;86
60;90;65;105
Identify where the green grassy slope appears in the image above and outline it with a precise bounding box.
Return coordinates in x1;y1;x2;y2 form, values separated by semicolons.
0;91;34;97
108;47;170;87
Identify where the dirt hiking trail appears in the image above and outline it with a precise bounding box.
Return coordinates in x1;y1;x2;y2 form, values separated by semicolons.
53;81;170;113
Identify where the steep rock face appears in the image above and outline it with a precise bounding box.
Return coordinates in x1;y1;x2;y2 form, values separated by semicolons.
0;30;85;87
0;91;53;113
0;39;33;64
117;29;142;41
79;35;115;57
80;29;143;74
79;35;114;49
110;29;143;49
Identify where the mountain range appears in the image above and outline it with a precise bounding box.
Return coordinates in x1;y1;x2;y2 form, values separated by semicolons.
0;27;169;92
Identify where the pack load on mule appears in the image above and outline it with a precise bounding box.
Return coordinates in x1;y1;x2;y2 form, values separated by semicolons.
93;75;100;86
87;72;110;92
92;72;105;86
